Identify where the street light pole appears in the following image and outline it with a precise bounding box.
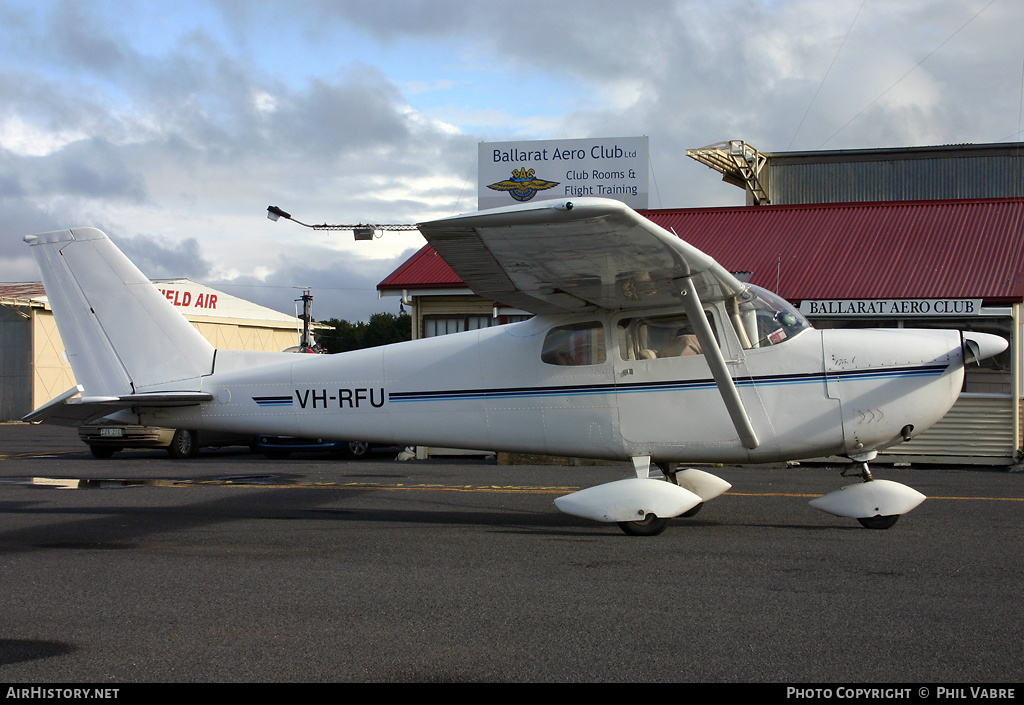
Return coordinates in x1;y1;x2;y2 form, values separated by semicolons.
266;205;420;240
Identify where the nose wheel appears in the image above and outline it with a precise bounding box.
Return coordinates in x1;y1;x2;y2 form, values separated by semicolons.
840;460;899;529
856;514;900;530
809;456;925;529
839;461;899;529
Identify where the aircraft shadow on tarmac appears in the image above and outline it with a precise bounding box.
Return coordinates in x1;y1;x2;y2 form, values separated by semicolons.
0;476;863;552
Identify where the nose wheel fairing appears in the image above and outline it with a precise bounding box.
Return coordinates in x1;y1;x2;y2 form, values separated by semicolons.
809;477;926;529
809;458;927;529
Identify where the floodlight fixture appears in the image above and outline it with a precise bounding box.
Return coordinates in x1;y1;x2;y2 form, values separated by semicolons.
266;205;291;222
264;205;419;240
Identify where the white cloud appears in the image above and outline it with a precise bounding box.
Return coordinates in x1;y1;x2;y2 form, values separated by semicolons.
3;0;1021;320
0;117;87;157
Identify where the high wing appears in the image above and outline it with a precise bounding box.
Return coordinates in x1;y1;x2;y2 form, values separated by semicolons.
417;197;746;315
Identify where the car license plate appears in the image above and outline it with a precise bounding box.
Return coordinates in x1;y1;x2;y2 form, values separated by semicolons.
100;428;124;438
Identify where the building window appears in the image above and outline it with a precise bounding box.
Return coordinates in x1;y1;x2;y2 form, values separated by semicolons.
423;314;531;338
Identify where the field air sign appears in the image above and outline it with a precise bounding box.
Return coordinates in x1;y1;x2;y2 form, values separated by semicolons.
479;137;649;210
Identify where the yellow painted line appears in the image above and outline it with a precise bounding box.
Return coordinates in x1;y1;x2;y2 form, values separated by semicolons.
156;480;578;495
269;482;577;495
726;491;823;498
924;495;1024;502
725;491;1024;502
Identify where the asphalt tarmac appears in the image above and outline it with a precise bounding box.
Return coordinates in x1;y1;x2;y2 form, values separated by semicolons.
1;423;1022;684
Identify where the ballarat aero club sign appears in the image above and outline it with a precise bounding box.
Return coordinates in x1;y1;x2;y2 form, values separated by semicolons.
799;299;983;317
479;136;649;210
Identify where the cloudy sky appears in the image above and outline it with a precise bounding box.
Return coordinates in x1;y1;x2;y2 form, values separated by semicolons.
2;0;1022;321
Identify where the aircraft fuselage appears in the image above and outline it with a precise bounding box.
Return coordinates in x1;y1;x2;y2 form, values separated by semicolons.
140;306;965;464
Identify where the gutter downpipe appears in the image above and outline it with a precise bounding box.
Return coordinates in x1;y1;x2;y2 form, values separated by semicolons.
1014;303;1021;461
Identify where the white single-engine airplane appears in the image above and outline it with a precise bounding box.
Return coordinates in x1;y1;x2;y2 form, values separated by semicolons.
22;197;1007;535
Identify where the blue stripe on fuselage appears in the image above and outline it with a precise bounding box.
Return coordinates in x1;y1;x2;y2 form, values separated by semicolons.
387;364;948;403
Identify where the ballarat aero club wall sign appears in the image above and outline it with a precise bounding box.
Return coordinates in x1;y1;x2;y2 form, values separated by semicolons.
798;299;985;317
479;136;649;210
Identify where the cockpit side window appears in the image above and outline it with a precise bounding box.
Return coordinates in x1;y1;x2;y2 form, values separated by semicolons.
617;312;717;361
541;321;607;366
727;285;811;349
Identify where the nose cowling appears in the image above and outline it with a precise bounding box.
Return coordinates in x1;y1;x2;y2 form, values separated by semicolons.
962;332;1008;364
822;328;967;456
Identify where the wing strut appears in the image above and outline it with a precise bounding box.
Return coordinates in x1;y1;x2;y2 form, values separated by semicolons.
679;277;759;450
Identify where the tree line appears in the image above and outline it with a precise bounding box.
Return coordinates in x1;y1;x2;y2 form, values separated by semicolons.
314;311;412;354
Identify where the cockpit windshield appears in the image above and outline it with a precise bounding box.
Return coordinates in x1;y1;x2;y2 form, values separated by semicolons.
727;285;811;349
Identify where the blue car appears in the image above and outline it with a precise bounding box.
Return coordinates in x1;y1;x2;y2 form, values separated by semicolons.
255;435;376;460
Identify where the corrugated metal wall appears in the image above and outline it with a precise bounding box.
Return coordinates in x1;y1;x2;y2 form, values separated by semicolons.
0;309;32;420
768;146;1024;205
880;395;1017;463
192;322;298;353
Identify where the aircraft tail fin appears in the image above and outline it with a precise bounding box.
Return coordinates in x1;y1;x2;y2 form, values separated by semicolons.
24;228;215;400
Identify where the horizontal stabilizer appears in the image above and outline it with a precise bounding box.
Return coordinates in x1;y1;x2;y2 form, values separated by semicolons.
22;386;213;426
21;386;91;426
105;392;214;406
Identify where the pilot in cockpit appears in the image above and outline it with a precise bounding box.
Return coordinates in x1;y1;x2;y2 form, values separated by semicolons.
658;325;702;357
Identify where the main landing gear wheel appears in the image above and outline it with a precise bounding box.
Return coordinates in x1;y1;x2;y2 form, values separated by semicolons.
857;515;900;530
617;514;670;536
680;502;703;518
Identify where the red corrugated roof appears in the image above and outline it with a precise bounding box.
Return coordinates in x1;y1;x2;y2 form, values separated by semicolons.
379;199;1024;303
0;282;47;300
377;243;464;290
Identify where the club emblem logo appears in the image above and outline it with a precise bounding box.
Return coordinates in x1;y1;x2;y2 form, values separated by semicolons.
487;167;559;202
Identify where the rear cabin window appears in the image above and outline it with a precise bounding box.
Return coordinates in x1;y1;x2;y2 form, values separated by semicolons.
541;322;607;366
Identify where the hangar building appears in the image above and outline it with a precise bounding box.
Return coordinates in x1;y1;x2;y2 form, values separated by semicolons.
379;141;1024;464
